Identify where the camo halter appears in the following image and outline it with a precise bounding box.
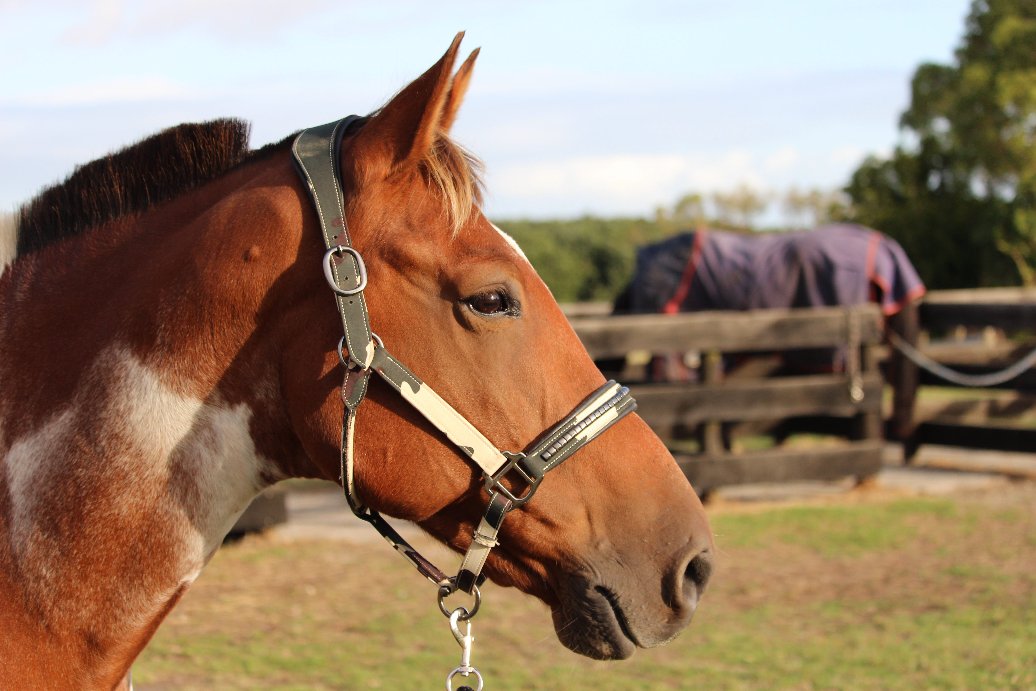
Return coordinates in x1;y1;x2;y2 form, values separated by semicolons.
292;118;636;688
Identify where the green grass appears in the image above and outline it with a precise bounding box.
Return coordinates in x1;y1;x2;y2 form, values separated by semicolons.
135;486;1036;690
687;602;1036;690
711;498;962;556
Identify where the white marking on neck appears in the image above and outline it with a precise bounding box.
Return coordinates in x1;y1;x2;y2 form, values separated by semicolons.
491;223;529;263
2;346;274;631
100;346;274;558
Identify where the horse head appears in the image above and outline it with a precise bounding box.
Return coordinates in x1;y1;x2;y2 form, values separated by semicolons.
278;34;713;660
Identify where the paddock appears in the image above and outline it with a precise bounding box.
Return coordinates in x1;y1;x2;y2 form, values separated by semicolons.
216;300;1036;687
141;477;1036;688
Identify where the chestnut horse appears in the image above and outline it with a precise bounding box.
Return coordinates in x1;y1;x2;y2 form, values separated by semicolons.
0;35;712;688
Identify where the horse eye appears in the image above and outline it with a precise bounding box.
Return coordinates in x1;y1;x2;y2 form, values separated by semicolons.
465;289;516;316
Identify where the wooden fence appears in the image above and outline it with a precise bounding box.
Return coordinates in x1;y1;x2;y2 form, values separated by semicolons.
237;288;1034;530
904;288;1036;456
568;305;886;495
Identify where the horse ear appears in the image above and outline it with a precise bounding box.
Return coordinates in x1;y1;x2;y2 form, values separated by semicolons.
440;48;479;133
351;33;465;177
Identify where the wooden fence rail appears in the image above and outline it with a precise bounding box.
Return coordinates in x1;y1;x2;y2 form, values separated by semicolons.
237;289;1035;531
569;305;885;495
907;288;1036;456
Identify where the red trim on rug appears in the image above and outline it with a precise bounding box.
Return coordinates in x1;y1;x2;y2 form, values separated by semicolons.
663;231;705;314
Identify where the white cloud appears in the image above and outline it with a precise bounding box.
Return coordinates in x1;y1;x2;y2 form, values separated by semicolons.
829;145;865;167
764;146;799;173
496;153;687;201
488;149;777;216
8;77;199;107
56;0;335;44
133;0;330;39
61;0;123;45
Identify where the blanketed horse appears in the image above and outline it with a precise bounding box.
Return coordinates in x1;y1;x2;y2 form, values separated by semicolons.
0;36;712;688
623;224;925;317
617;224;926;440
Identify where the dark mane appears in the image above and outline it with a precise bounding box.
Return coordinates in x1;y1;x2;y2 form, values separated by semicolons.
16;119;253;255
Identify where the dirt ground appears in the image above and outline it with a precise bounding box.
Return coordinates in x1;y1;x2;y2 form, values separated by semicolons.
708;479;1036;610
137;478;1036;689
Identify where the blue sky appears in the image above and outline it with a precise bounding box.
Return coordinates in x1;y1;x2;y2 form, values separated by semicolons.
1;0;972;219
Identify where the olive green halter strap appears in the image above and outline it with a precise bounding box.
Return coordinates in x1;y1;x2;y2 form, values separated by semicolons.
292;118;636;596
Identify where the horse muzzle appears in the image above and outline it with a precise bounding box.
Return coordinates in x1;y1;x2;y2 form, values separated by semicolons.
551;538;713;660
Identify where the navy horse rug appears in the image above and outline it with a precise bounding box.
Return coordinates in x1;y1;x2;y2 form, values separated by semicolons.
622;224;925;317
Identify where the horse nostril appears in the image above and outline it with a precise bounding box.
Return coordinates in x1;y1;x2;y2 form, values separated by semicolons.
683;549;713;605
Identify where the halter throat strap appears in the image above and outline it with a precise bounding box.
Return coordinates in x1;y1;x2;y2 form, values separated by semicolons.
291;118;637;594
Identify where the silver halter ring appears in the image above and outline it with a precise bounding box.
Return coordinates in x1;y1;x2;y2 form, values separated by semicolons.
438;583;481;620
337;332;383;370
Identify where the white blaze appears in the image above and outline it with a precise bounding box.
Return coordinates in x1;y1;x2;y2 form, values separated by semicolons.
492;223;530;264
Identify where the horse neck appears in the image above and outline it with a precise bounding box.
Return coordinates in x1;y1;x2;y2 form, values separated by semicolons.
0;156;304;685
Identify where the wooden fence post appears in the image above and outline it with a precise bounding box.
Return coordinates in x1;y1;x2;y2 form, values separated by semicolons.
886;300;921;460
698;349;724;457
853;342;883;443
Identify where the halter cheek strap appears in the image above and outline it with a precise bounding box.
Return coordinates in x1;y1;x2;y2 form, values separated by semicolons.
292;118;637;596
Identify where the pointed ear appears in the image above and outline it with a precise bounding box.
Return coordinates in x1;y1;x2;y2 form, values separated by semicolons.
440;48;479;133
350;33;465;177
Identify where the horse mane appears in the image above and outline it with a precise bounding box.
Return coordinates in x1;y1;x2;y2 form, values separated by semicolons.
15;119;252;256
423;135;484;233
14;115;484;257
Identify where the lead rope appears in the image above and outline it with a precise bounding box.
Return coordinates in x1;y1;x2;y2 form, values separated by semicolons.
887;330;1036;387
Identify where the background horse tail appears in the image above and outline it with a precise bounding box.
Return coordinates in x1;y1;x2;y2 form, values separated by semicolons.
0;211;15;271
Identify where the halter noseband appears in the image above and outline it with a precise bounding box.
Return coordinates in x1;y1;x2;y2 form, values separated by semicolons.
291;117;636;600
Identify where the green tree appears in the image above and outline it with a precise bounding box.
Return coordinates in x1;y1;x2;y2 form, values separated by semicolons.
846;0;1036;287
494;216;668;302
782;187;850;229
656;192;707;233
711;184;769;231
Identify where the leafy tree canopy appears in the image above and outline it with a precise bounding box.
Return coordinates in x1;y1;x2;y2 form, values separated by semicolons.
846;0;1036;287
494;216;669;303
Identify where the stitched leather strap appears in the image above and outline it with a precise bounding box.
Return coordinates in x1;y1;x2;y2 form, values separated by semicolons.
455;493;511;594
292;118;376;376
371;348;510;477
518;382;636;479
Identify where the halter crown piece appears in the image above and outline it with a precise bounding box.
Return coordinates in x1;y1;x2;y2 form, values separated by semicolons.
292;118;636;688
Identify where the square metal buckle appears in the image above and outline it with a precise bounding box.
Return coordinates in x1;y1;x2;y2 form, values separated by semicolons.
484;452;541;506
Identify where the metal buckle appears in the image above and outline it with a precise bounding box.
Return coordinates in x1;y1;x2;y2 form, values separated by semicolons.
323;245;368;296
483;452;541;506
337;332;383;371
